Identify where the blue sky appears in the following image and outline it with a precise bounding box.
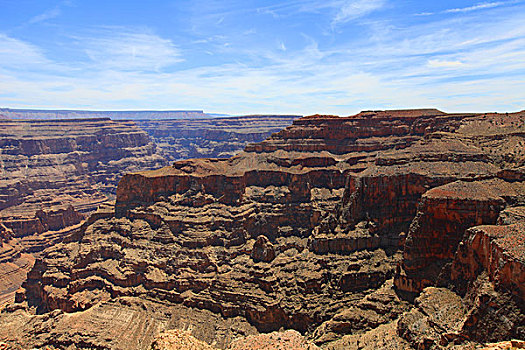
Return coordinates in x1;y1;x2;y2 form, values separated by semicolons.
0;0;524;115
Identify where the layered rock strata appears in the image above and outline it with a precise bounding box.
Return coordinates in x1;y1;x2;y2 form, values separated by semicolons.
0;118;166;302
395;179;525;294
0;115;300;305
0;118;165;217
1;109;524;349
136;115;300;161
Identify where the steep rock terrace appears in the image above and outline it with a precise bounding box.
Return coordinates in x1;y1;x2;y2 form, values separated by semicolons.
0;116;300;305
0;118;165;215
0;118;166;303
135;115;300;161
2;109;525;349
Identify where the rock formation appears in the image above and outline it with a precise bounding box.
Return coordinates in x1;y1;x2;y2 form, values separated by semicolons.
0;117;165;216
0;109;524;349
0;115;299;306
0;117;166;304
135;115;299;161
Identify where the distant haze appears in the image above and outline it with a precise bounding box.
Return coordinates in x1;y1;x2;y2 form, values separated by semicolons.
0;108;213;120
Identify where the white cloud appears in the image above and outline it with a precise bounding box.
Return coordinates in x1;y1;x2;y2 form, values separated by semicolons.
82;29;182;71
332;0;386;25
427;59;464;68
417;1;510;16
292;0;386;25
29;7;61;24
445;1;506;13
0;34;50;68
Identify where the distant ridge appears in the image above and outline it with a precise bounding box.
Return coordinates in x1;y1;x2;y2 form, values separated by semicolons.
0;107;210;120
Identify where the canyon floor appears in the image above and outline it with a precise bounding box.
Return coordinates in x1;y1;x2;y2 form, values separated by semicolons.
0;109;524;349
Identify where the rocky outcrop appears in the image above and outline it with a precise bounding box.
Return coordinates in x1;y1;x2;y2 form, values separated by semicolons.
397;287;469;349
452;221;525;298
394;179;524;294
396;275;525;347
250;235;276;262
1;109;525;349
393;178;525;342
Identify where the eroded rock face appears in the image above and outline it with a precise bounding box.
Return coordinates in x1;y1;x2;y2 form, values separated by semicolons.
395;179;523;294
397;287;468;349
136;115;300;161
151;329;319;350
0;116;301;305
2;109;525;349
0;118;165;217
452;221;525;299
0;296;258;349
0;118;166;303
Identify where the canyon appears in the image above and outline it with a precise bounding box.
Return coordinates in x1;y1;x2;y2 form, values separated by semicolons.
134;115;299;161
0;115;298;307
0;109;523;349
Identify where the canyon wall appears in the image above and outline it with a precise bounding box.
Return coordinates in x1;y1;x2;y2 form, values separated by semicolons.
0;117;165;232
135;115;299;161
1;109;524;349
0;115;299;306
0;118;166;305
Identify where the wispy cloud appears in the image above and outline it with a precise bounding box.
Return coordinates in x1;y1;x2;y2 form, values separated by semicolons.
81;28;183;71
445;1;506;13
28;7;61;24
417;1;512;16
332;0;386;25
0;34;50;68
257;7;280;19
253;1;387;26
427;59;464;68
